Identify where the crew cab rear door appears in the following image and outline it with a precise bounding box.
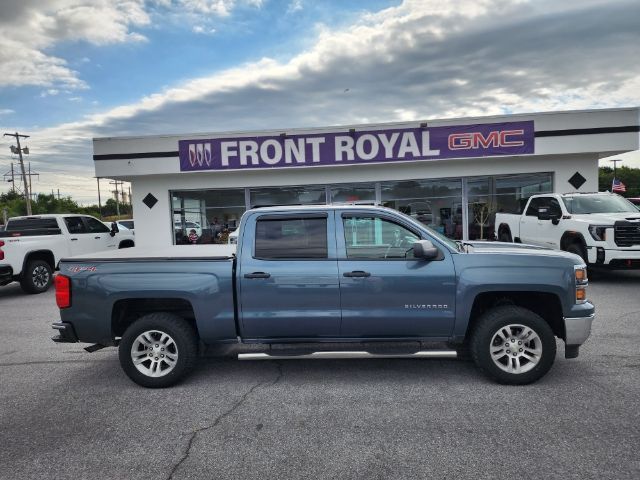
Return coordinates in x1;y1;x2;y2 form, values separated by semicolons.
336;211;456;338
237;211;341;339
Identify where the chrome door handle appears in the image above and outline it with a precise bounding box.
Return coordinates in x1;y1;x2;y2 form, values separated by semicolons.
343;271;371;278
244;272;271;279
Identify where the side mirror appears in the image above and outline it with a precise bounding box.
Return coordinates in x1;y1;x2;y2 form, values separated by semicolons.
110;222;119;237
413;240;439;260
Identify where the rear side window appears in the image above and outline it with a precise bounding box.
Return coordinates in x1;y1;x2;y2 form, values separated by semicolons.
64;217;87;234
255;217;328;259
6;218;58;231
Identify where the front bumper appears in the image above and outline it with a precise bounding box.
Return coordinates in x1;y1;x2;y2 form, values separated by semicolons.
51;322;79;343
564;313;594;346
587;245;640;268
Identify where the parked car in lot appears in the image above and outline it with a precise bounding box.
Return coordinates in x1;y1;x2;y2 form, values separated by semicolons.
52;205;593;388
0;214;135;293
115;219;135;234
495;192;640;269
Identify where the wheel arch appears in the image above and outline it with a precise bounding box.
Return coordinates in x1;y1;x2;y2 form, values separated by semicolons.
560;231;587;252
111;298;198;339
22;250;56;274
118;240;135;249
466;291;565;341
497;223;512;240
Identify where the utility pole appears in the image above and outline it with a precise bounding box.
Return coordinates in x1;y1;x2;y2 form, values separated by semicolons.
109;180;121;217
97;178;103;219
4;132;32;215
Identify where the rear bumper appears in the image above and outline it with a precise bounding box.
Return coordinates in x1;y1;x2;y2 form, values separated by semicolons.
51;322;79;343
0;265;13;285
564;313;594;346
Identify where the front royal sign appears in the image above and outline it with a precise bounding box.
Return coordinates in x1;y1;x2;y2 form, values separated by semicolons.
178;121;534;172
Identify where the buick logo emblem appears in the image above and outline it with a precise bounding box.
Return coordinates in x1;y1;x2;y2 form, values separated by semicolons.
188;143;212;167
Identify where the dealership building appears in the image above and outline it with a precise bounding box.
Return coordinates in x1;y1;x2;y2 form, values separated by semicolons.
93;107;640;247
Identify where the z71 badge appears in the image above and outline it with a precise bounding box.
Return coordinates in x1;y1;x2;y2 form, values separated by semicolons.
67;266;97;273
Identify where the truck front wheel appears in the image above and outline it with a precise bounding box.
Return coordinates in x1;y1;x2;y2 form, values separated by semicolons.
119;313;198;388
566;242;587;264
470;306;556;385
20;259;53;294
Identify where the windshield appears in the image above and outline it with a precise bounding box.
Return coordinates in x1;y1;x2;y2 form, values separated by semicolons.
562;195;638;214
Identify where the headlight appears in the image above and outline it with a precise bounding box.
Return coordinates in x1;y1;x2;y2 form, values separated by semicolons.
588;225;611;241
574;265;588;303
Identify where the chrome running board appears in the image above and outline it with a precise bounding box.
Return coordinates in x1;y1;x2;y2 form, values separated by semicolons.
238;350;457;361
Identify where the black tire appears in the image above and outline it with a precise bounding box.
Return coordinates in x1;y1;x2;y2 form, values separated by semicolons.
499;229;512;243
469;305;556;385
118;240;134;249
19;259;53;294
566;242;587;264
118;313;198;388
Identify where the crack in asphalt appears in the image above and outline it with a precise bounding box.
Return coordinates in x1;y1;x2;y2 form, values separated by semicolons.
166;362;284;480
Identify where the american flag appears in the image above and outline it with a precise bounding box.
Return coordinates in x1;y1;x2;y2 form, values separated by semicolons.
612;178;627;193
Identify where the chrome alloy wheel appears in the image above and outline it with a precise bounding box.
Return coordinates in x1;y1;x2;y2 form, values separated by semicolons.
32;265;50;289
130;330;179;378
489;324;542;374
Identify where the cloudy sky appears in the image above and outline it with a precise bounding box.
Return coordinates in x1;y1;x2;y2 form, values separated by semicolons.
0;0;639;203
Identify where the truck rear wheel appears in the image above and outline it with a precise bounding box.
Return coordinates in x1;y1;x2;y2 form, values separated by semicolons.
20;259;53;294
470;306;556;385
119;313;198;388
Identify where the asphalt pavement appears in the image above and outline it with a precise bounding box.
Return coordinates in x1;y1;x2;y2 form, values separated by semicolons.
1;272;639;480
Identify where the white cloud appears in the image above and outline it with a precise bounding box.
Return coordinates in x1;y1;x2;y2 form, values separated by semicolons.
0;109;15;115
287;0;303;13
192;25;217;34
3;0;640;203
177;0;263;16
0;0;150;89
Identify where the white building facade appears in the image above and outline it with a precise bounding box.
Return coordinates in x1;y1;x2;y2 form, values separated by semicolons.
93;107;640;247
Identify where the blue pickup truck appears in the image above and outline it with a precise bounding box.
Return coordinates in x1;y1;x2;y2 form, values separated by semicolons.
52;205;594;387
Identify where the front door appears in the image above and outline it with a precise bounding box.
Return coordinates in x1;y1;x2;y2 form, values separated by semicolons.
83;216;117;251
63;216;93;256
238;212;341;339
337;213;456;338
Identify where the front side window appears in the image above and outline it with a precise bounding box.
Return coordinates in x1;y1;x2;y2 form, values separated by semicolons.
85;217;110;233
343;216;419;259
255;217;328;259
64;217;87;234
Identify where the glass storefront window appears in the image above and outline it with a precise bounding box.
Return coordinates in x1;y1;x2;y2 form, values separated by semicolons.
330;183;375;204
249;186;326;208
170;172;554;245
172;189;245;244
467;173;553;240
381;178;463;239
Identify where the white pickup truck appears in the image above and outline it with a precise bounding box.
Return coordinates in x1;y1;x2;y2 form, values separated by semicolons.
495;192;640;269
0;214;135;294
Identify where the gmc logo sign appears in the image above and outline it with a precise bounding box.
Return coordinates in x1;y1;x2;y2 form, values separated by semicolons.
448;129;525;150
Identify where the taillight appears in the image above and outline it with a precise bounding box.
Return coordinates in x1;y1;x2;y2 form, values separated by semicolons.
0;240;4;261
55;275;71;309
